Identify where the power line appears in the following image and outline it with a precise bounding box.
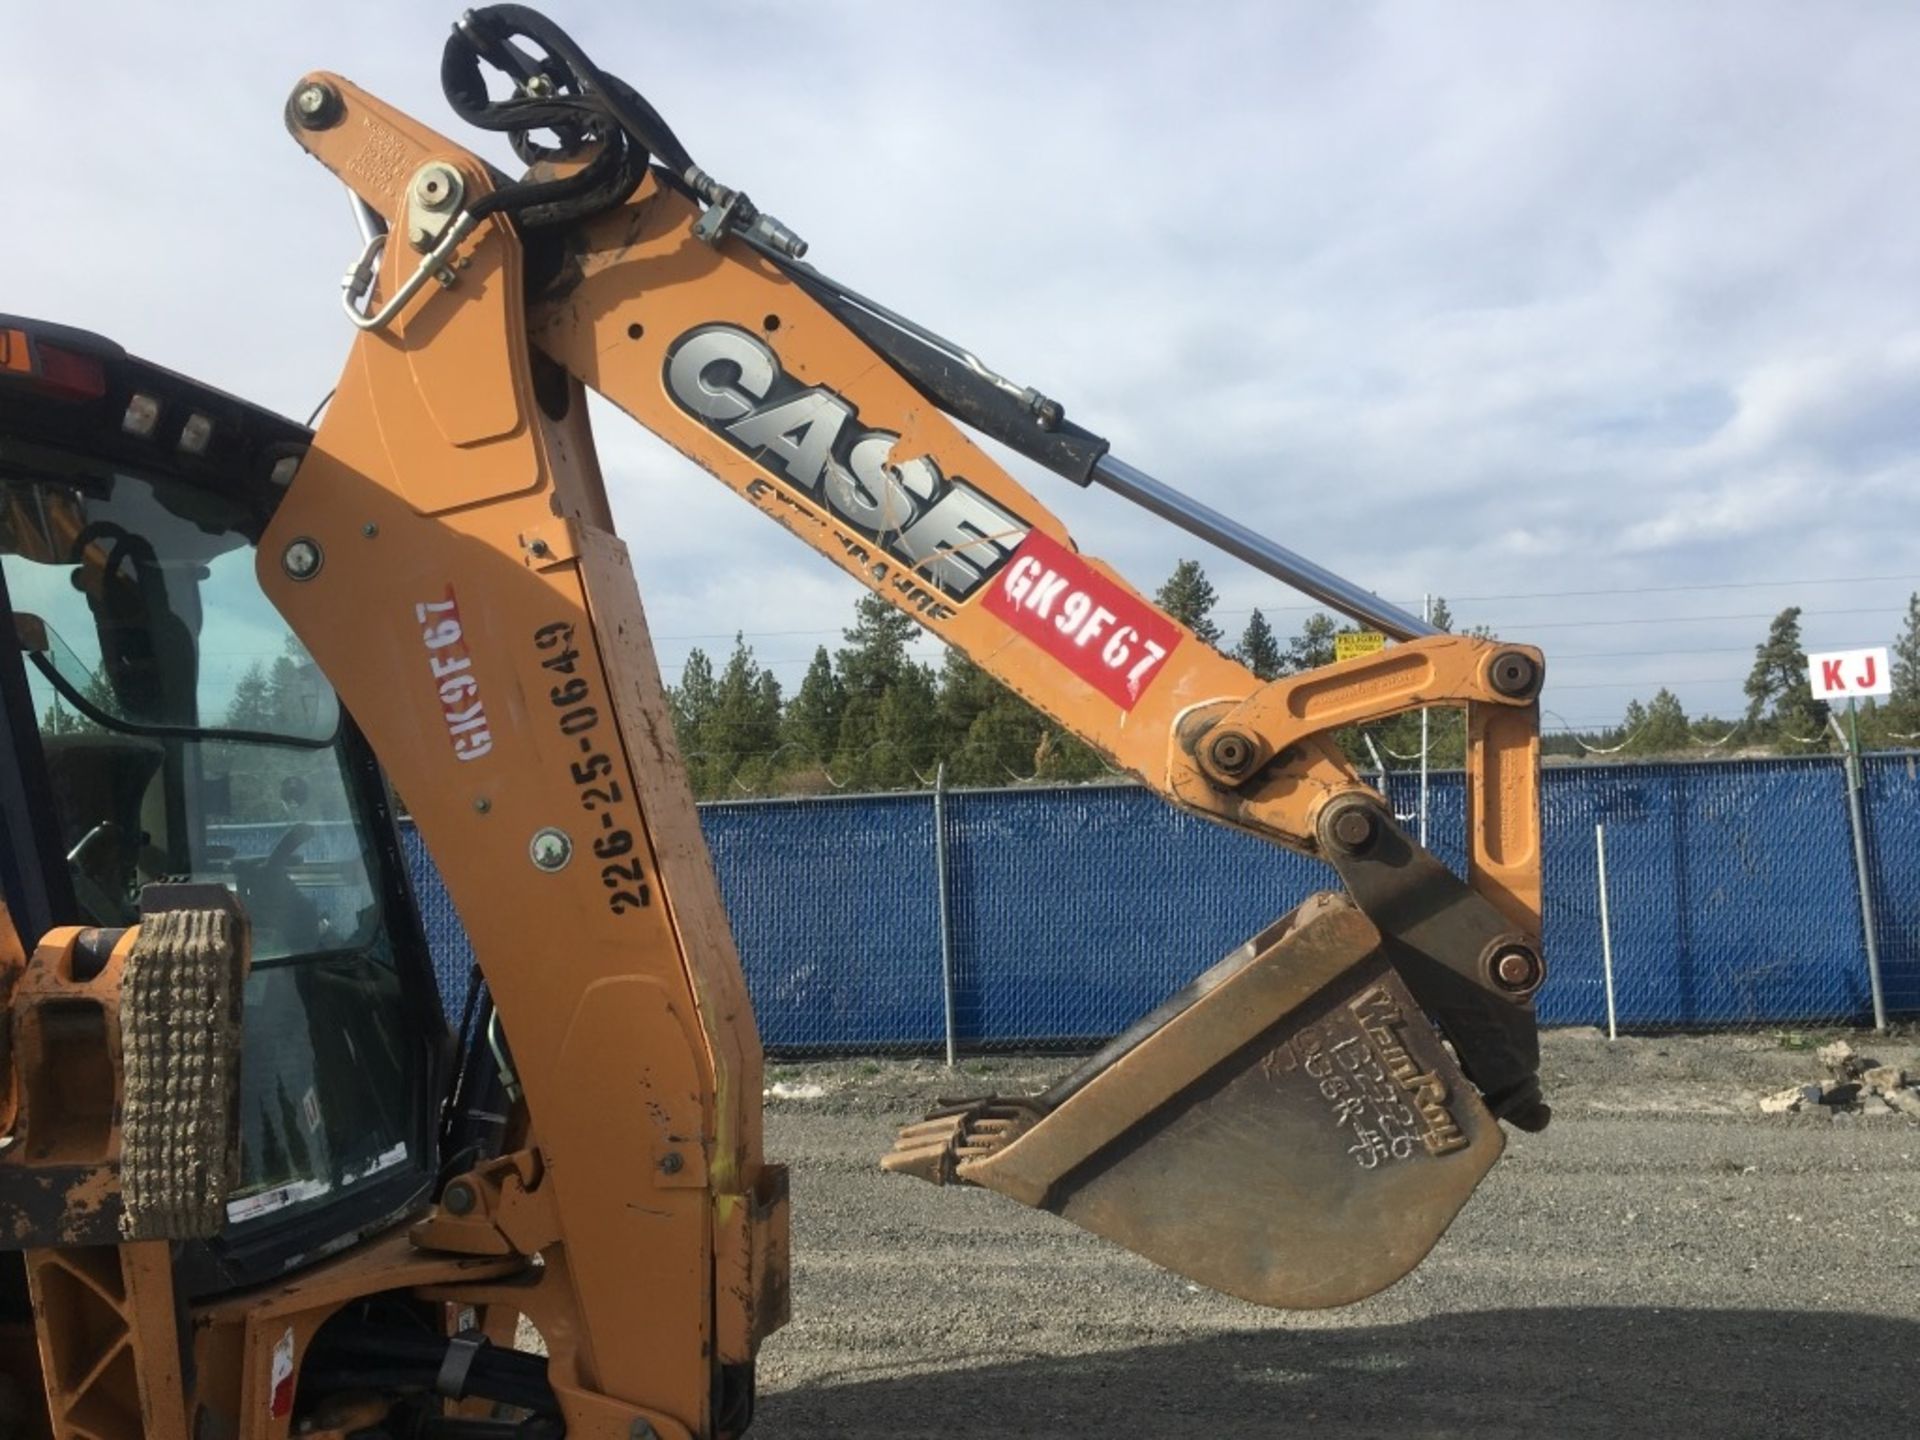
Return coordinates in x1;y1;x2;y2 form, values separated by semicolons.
1480;606;1895;633
1140;572;1920;624
1548;676;1748;691
648;596;1913;646
1443;572;1920;602
1549;647;1756;661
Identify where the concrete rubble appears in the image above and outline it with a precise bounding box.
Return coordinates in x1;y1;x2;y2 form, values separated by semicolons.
1759;1039;1920;1118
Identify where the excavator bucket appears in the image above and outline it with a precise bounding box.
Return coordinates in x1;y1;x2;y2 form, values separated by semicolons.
884;894;1502;1308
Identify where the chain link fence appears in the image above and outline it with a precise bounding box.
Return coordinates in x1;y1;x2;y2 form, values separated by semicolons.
403;752;1920;1052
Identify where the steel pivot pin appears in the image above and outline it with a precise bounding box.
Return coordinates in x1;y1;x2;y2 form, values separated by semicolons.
529;828;573;872
281;538;324;580
289;81;342;130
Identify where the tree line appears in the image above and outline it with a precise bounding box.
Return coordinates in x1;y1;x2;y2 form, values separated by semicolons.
665;558;1476;798
666;561;1920;796
1595;598;1920;759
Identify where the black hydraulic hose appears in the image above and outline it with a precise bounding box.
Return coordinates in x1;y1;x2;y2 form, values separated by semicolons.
439;4;698;230
297;1366;555;1415
455;5;697;178
302;1327;557;1413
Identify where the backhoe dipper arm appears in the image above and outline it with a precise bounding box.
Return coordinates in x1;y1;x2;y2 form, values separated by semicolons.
259;10;1544;1430
530;123;1546;1122
520;180;1547;1115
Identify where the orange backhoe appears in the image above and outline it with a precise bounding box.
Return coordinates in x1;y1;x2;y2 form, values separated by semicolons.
0;9;1547;1439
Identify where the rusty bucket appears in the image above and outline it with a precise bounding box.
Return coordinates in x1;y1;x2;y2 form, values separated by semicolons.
882;893;1503;1308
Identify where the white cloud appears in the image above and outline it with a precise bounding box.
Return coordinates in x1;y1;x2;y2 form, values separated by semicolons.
6;0;1920;730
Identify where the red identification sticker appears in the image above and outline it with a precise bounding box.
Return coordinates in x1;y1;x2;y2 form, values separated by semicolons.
981;531;1182;709
268;1326;296;1419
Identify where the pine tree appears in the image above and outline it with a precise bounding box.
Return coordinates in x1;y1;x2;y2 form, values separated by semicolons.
39;667;113;735
706;634;782;792
952;694;1045;786
837;591;918;700
241;633;330;736
872;663;939;787
1284;613;1340;674
1744;607;1828;747
935;651;1004;747
782;647;844;762
39;697;81;736
830;693;882;788
755;669;783;735
1689;713;1735;746
1154;560;1222;646
1630;688;1690;755
226;662;275;729
934;652;1038;786
670;648;719;789
1429;597;1454;633
1236;609;1284;681
1889;593;1920;734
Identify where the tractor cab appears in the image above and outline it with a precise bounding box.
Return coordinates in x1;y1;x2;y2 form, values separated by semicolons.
0;318;444;1297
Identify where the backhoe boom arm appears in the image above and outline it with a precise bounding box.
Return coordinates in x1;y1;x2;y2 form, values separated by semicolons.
244;11;1548;1434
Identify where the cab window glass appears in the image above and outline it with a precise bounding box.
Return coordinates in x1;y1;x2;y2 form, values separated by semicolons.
1;455;421;1233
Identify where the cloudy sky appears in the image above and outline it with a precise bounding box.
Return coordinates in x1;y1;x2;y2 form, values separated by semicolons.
9;1;1920;737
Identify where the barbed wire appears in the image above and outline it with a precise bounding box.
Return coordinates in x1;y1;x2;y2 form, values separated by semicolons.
1541;708;1644;755
679;728;1131;796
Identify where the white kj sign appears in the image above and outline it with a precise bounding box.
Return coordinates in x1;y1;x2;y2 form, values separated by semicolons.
1807;646;1892;700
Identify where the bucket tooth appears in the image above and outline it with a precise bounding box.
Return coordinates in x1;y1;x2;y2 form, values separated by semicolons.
880;893;1503;1309
882;1099;1044;1185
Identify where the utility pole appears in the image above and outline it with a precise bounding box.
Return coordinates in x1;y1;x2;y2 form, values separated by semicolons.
1418;593;1431;848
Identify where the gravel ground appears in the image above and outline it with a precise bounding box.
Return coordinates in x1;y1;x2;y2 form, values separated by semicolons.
749;1030;1920;1439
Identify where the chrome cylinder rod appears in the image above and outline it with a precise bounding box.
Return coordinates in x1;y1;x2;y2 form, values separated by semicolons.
347;189;387;245
1090;455;1437;641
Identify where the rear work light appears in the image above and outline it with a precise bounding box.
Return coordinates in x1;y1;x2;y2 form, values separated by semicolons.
178;412;214;454
122;394;161;437
0;326;108;402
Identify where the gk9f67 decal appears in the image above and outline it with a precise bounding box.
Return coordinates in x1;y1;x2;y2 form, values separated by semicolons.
664;324;1029;599
415;589;492;762
982;531;1182;710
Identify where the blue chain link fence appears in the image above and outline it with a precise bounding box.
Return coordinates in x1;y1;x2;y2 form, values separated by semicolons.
402;753;1920;1052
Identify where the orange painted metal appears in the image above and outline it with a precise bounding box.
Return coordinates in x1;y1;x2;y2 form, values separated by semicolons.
1170;634;1545;934
0;902;22;1137
0;40;1527;1438
0;26;1555;1437
24;1236;190;1440
118;1243;190;1440
191;1231;529;1440
522;174;1543;946
522;177;1363;841
0;330;31;379
270;76;778;1439
1469;698;1544;935
5;927;132;1245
